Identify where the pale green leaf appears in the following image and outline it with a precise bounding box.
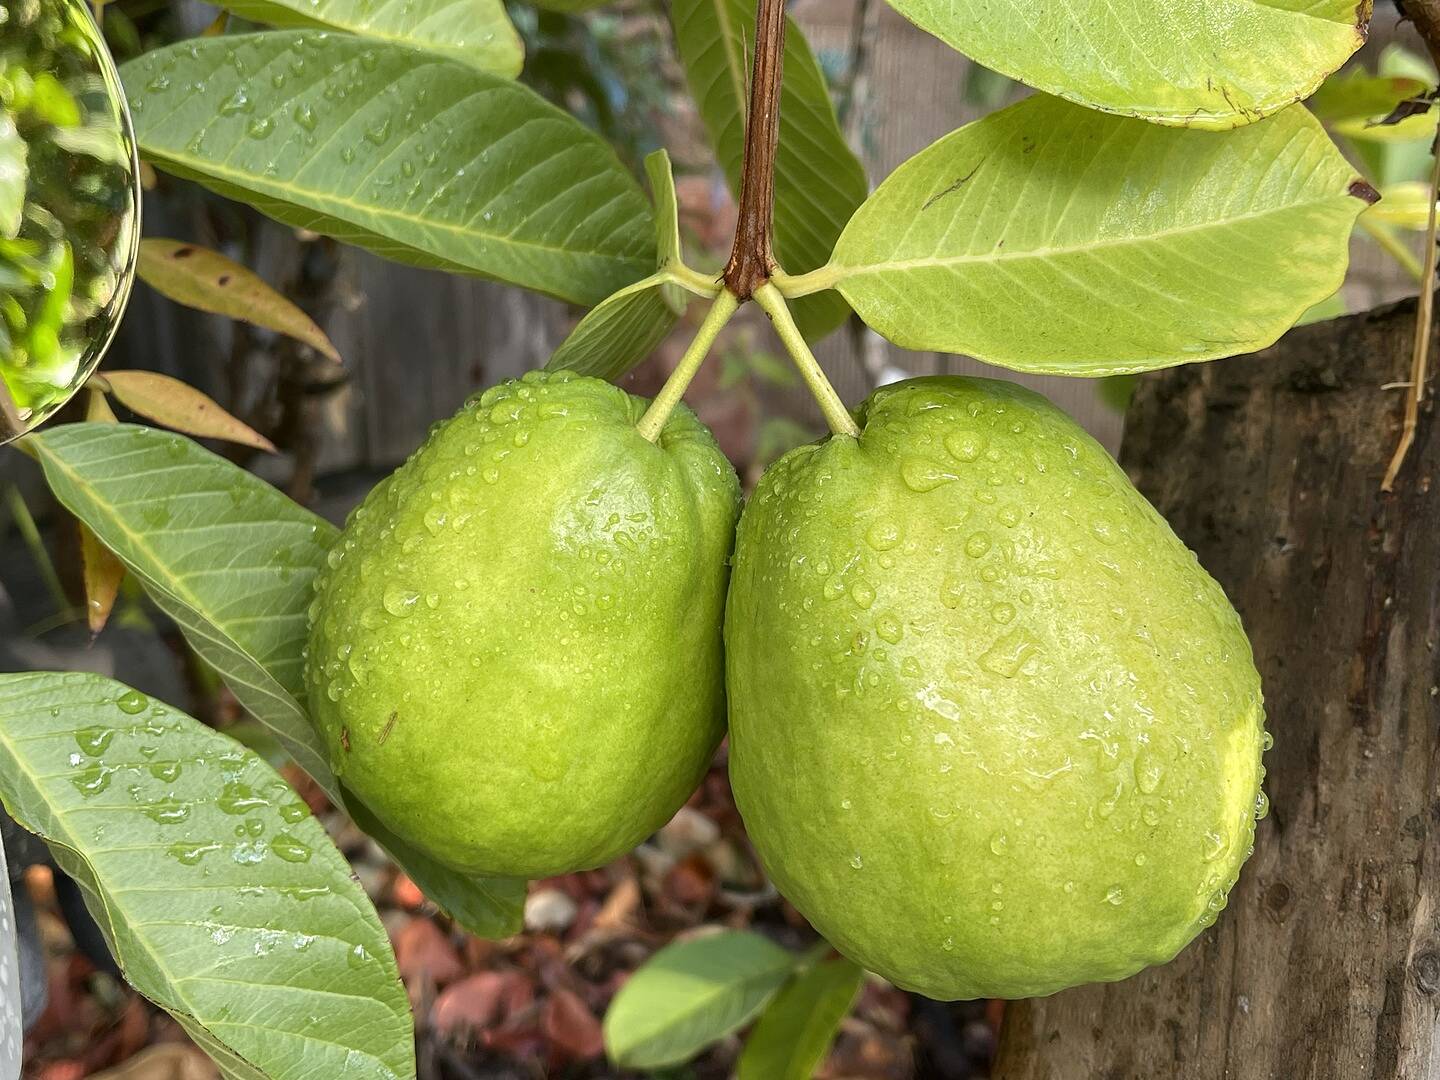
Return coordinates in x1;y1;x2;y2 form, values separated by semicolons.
528;0;610;11
1308;70;1431;123
122;32;653;305
1295;291;1347;326
885;0;1369;129
604;931;796;1069
670;0;866;340
28;422;525;939
1333;110;1437;143
1364;181;1436;229
137;239;341;361
215;0;524;77
815;96;1373;376
544;271;680;380
0;672;414;1080
0;109;24;239
647;149;685;303
737;957;863;1080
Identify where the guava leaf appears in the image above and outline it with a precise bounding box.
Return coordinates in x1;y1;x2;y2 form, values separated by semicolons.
603;931;797;1069
1295;291;1347;326
213;0;524;77
0;672;414;1080
884;0;1369;130
1308;70;1432;123
547;150;705;381
100;371;277;452
29;423;338;792
737;957;863;1080
670;0;866;340
0;109;25;239
28;422;525;938
816;96;1373;375
137;239;341;362
1365;181;1437;229
545;272;681;380
122;32;653;306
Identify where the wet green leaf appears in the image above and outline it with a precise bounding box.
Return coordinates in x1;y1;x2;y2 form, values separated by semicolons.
216;0;524;77
885;0;1368;129
29;422;524;938
122;32;653;306
0;671;414;1080
0;111;24;239
818;97;1372;375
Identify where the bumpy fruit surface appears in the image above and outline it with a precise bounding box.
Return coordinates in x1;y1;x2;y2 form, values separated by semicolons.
726;376;1265;1000
307;371;740;878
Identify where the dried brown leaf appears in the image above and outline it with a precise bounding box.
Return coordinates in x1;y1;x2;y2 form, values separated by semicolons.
101;371;276;452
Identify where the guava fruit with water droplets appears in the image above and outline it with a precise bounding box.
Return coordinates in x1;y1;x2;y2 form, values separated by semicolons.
725;375;1266;1000
305;370;740;879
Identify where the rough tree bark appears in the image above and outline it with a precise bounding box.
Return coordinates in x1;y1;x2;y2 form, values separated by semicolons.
993;298;1440;1080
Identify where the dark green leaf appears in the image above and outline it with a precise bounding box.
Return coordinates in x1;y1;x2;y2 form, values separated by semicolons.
123;32;653;305
737;957;863;1080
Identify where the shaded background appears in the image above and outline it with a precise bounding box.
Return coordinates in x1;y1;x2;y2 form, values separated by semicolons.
0;1;1430;1076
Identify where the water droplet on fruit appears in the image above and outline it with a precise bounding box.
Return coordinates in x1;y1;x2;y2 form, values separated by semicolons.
383;584;419;617
1261;730;1274;751
1104;885;1125;905
851;581;875;609
990;602;1016;625
944;432;981;462
1202;830;1227;861
1135;751;1164;794
901;458;958;492
978;629;1040;678
876;616;903;644
1254;791;1270;820
988;832;1008;856
866;521;900;551
849;854;863;869
964;533;991;558
823;576;846;601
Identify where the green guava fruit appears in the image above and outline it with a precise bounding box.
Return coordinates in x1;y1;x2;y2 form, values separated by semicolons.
306;370;740;879
725;375;1266;1000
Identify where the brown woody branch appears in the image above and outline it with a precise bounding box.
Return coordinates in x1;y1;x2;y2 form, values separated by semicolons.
723;0;786;300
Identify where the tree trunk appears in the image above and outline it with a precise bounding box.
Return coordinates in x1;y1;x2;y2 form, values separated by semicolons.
993;298;1440;1080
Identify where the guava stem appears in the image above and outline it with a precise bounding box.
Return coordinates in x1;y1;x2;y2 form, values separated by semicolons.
636;290;741;443
754;282;861;439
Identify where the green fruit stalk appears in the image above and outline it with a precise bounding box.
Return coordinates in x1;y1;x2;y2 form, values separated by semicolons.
306;371;740;879
726;375;1266;1000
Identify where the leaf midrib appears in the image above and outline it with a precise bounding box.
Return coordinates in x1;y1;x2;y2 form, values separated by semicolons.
831;192;1352;284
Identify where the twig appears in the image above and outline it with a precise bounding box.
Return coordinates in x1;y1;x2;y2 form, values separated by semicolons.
1381;118;1440;491
723;0;786;300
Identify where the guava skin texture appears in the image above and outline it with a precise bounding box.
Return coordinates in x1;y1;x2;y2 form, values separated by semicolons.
306;370;741;879
725;376;1266;1001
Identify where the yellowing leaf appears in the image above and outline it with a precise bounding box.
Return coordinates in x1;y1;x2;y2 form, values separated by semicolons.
138;239;341;362
1333;110;1438;143
100;371;276;452
811;97;1372;376
885;0;1369;129
1308;71;1431;123
78;523;124;635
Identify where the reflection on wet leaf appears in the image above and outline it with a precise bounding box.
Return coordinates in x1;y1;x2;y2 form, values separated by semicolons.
0;0;138;442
